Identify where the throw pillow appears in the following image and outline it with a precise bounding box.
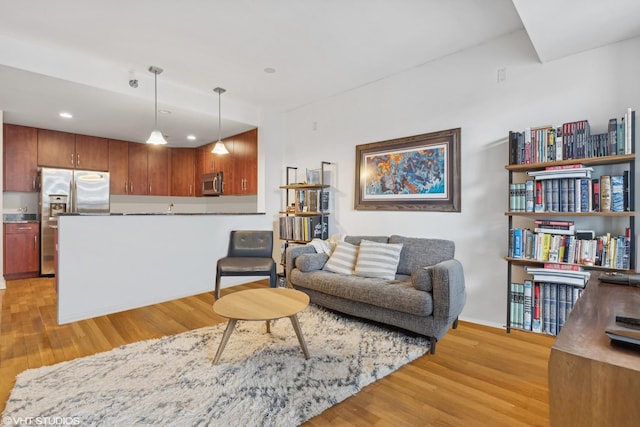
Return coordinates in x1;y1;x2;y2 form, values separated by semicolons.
354;239;403;280
296;253;329;272
323;241;359;275
411;266;434;292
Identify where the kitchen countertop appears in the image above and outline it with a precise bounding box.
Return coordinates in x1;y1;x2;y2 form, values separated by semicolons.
3;213;39;223
58;212;266;216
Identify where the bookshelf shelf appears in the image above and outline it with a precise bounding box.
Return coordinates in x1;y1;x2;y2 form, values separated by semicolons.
506;211;635;217
505;153;635;172
505;110;636;335
504;257;635;273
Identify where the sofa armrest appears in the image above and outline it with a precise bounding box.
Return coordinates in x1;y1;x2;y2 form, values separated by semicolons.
285;244;317;285
431;259;466;339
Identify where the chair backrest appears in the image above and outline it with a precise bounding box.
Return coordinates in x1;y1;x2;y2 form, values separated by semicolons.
227;230;273;258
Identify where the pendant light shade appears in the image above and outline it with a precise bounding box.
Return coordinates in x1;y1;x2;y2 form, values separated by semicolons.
211;87;229;154
146;66;168;145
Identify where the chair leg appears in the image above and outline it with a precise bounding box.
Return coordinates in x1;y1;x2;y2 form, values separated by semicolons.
429;336;437;355
269;265;277;288
215;270;222;300
453;317;459;329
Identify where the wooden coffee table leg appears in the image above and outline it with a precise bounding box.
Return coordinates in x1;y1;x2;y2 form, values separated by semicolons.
289;314;310;359
213;319;237;364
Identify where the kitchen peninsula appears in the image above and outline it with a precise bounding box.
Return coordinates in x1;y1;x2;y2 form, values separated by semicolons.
56;212;270;324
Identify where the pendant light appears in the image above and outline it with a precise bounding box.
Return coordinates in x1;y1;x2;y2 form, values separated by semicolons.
212;87;229;154
146;66;168;145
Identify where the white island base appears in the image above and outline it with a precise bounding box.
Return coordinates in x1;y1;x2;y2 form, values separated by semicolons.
57;213;271;324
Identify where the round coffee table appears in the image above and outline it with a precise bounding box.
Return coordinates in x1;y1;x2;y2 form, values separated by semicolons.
212;287;310;364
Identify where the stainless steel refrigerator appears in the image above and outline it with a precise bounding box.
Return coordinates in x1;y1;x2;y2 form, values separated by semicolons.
39;167;110;275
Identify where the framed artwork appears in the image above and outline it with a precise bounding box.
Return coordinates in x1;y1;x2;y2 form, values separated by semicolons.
355;128;461;211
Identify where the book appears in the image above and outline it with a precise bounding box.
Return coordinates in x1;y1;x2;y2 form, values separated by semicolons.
523;280;532;330
592;178;600;212
600;175;611;212
532;283;542;333
611;175;624;212
525;180;534;212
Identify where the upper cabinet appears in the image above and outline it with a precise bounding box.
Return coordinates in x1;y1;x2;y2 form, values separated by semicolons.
231;128;257;195
108;139;130;195
37;129;108;171
170;148;196;196
74;135;109;171
147;144;169;196
3;124;38;192
108;140;169;196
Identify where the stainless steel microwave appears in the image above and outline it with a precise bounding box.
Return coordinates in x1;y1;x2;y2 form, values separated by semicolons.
202;172;223;196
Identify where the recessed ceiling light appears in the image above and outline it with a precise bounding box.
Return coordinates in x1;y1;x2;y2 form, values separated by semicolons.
264;67;276;74
158;109;171;115
59;112;73;118
187;135;196;140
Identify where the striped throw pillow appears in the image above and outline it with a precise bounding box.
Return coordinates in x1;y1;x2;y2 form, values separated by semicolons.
354;240;403;280
323;241;359;275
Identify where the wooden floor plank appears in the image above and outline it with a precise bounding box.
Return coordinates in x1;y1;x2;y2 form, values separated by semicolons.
0;277;553;426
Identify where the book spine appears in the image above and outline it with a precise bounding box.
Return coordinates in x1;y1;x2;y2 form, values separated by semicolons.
524;280;532;330
592;179;600;212
611;175;624;212
525;180;534;212
532;283;542;333
600;175;611;212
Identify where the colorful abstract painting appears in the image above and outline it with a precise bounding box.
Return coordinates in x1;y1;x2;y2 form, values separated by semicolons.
355;128;461;211
363;144;447;199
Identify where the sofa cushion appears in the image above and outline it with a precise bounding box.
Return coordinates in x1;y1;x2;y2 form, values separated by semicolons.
344;235;389;245
354;240;403;280
389;235;455;275
411;266;434;292
296;253;329;272
290;269;433;316
323;241;358;275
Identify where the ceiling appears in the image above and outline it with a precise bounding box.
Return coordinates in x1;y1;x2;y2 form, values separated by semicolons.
0;0;638;148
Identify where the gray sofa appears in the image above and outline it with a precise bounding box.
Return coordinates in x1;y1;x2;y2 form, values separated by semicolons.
286;235;466;354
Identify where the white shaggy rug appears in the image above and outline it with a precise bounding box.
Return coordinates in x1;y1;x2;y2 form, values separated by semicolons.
3;305;430;426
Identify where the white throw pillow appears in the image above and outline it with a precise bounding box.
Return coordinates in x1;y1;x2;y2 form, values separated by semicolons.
354;240;403;280
323;241;359;275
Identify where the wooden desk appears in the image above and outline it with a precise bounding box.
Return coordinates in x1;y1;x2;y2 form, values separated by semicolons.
549;273;640;426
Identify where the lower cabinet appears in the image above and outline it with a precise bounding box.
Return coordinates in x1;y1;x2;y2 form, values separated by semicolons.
3;223;40;279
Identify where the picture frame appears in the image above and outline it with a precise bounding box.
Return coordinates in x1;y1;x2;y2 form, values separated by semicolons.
355;128;461;212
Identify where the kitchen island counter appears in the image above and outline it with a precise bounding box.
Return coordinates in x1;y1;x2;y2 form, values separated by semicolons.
56;212;271;324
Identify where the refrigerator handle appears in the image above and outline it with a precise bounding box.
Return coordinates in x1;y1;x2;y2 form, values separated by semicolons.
69;178;74;213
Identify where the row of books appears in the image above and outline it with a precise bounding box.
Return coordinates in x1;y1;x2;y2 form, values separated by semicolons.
508;109;634;165
509;172;629;213
287;189;329;213
278;215;328;241
510;280;584;336
509;225;631;269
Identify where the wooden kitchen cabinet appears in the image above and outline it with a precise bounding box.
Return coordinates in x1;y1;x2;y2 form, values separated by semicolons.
74;134;109;171
108;139;130;195
3;222;40;279
109;140;169;196
147;145;169;196
170;148;196;196
127;142;148;195
37;129;76;168
231;128;257;195
3;124;38;192
38;129;108;170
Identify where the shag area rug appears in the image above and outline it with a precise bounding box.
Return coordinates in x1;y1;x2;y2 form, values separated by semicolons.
3;305;429;426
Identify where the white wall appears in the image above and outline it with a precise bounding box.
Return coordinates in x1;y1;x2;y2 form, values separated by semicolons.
275;30;640;327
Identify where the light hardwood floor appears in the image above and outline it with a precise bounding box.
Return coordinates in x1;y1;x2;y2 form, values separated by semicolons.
0;277;554;426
